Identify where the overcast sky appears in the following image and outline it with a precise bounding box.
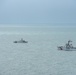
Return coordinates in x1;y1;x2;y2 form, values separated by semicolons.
0;0;76;24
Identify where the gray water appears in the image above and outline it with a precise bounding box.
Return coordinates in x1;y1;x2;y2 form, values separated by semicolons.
0;25;76;75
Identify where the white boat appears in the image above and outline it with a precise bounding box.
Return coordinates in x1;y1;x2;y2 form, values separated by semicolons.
14;38;28;43
57;40;76;51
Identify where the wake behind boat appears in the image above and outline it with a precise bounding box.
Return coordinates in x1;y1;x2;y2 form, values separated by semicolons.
14;38;28;43
57;40;76;51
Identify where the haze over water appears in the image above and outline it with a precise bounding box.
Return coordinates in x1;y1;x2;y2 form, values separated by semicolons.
0;24;76;75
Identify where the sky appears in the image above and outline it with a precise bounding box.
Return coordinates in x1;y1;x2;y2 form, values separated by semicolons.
0;0;76;24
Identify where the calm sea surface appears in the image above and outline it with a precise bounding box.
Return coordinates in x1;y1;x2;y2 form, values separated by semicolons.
0;25;76;75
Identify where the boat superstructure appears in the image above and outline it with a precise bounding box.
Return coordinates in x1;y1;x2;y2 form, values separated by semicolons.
58;40;76;51
14;38;28;43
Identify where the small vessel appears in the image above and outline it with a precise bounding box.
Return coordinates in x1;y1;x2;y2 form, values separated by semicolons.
57;40;76;51
14;38;28;43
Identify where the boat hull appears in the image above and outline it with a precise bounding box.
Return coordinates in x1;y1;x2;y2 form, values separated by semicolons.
58;46;76;51
14;41;28;43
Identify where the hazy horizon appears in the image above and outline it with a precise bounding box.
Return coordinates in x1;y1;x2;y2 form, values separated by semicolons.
0;23;76;27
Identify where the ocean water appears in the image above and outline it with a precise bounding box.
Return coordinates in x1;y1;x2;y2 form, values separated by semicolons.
0;25;76;75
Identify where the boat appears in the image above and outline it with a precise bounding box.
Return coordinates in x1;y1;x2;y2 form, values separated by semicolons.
57;40;76;51
14;38;28;43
